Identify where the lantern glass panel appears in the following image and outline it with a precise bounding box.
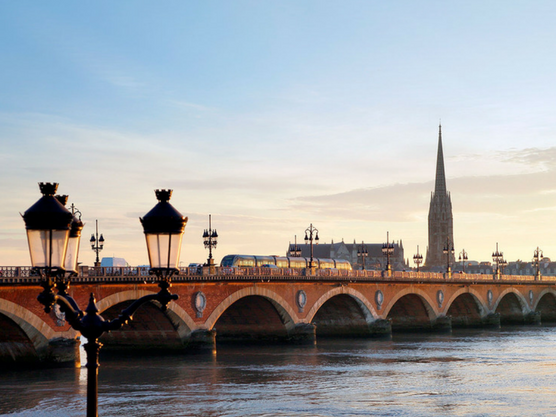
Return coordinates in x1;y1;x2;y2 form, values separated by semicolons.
26;229;69;269
64;234;81;273
145;232;183;269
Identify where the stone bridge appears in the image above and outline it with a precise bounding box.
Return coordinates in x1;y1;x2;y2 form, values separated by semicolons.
1;266;556;368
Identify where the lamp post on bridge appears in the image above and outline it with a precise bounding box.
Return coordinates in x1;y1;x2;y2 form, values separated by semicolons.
90;220;104;267
358;241;368;270
533;247;544;281
22;183;186;417
492;242;505;279
382;232;395;276
413;245;423;272
459;249;468;273
304;224;319;270
443;238;454;278
203;214;218;268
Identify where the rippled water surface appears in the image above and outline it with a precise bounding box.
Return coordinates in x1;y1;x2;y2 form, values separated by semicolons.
2;327;556;416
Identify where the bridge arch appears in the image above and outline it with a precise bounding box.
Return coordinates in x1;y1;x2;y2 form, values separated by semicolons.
383;288;439;332
204;287;298;337
96;289;196;346
445;288;488;327
493;288;529;324
305;286;378;338
0;297;77;361
533;288;556;322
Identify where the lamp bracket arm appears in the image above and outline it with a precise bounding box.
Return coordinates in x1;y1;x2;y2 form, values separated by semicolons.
54;295;83;327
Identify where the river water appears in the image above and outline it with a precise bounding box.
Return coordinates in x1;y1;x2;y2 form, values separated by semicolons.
1;327;556;417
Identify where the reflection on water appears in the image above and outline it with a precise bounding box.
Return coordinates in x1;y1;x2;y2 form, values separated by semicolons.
2;327;556;416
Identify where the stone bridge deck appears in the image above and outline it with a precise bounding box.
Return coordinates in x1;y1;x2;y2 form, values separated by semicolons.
1;266;555;369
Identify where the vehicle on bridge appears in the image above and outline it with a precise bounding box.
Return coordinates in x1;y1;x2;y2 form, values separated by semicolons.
220;254;352;271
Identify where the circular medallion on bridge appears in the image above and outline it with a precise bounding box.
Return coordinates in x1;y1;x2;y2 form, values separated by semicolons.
487;290;493;306
529;290;534;306
437;290;444;308
296;290;307;312
194;291;207;318
375;290;384;310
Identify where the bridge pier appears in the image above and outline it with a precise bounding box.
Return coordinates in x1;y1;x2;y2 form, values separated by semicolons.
289;323;316;344
46;337;81;367
187;329;216;354
432;315;452;333
369;319;392;337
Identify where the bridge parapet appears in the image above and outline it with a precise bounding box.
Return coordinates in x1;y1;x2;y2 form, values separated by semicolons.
0;265;554;285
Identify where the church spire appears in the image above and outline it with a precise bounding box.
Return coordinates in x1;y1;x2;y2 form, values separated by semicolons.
434;123;447;195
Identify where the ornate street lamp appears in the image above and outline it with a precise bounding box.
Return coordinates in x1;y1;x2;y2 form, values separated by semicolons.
90;220;104;267
22;184;185;417
413;245;423;272
357;241;369;270
304;224;319;269
459;249;468;273
492;242;504;279
202;214;218;267
533;246;544;280
443;238;454;276
289;235;302;257
382;231;395;274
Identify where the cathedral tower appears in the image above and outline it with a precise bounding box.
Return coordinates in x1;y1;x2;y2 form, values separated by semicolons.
425;124;455;269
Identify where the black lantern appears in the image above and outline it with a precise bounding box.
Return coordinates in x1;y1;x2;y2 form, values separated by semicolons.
22;183;73;275
140;189;188;277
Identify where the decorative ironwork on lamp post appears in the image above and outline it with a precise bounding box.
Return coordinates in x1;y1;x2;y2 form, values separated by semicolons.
304;224;319;269
459;249;468;273
90;220;104;267
382;231;395;275
289;235;302;257
413;245;423;272
358;241;369;270
492;242;504;279
443;238;454;277
22;184;186;417
533;246;544;280
202;214;218;267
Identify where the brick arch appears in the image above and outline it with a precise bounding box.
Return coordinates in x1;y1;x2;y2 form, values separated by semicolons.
305;286;378;324
0;298;77;356
444;288;488;317
533;288;556;311
382;287;438;319
204;287;298;333
493;288;529;314
95;289;196;339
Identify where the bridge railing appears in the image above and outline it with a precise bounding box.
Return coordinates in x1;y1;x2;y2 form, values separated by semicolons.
2;265;556;285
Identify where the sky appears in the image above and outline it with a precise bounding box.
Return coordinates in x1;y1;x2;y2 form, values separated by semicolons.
2;1;556;267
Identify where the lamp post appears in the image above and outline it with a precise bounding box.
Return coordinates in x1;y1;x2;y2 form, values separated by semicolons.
90;220;104;267
202;214;218;267
533;246;544;280
413;245;423;272
492;242;504;279
459;249;468;273
304;224;319;269
443;238;454;277
357;241;369;270
23;184;186;417
382;231;395;275
289;235;302;257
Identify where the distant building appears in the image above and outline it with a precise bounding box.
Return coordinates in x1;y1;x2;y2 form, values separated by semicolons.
287;240;407;270
100;257;128;267
425;124;455;270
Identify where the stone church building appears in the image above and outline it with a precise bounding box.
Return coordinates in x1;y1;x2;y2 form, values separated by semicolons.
424;124;455;270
